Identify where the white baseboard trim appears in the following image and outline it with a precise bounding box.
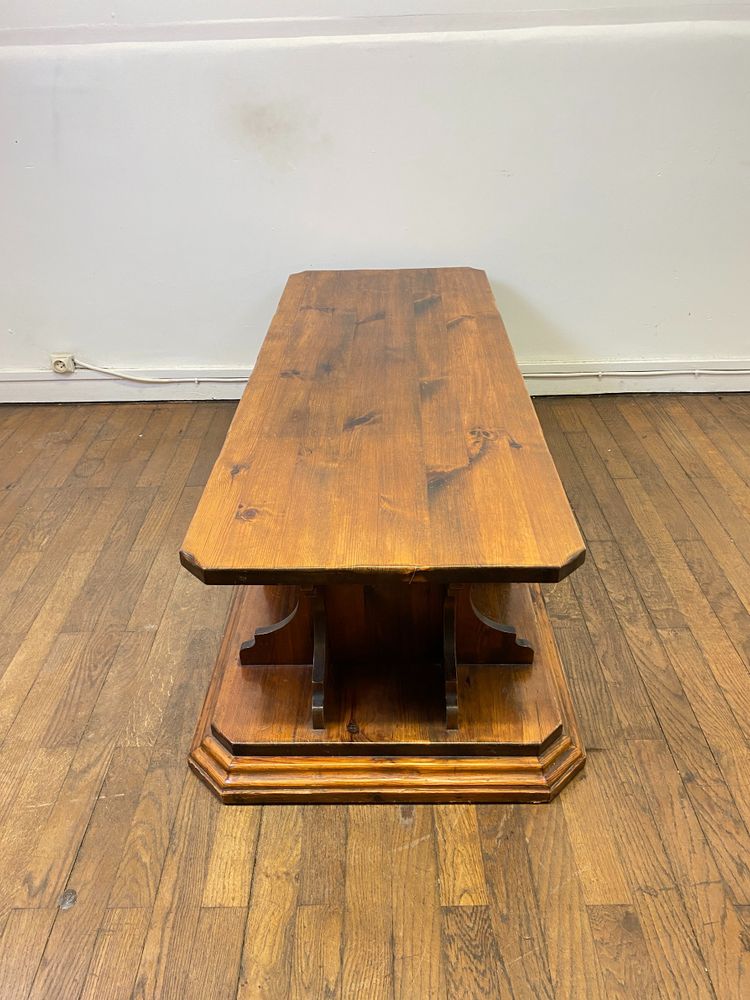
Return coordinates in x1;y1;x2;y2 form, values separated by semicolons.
520;359;750;396
1;360;749;404
0;367;251;403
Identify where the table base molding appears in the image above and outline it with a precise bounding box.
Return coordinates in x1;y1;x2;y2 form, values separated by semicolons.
189;582;585;803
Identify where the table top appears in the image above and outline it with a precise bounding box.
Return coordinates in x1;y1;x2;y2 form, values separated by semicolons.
181;268;585;585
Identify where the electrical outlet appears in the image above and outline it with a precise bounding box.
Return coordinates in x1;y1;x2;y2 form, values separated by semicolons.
50;353;76;375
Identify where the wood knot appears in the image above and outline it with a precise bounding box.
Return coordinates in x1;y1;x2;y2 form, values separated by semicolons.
414;293;441;313
355;310;385;326
468;426;500;441
343;410;380;431
236;505;260;521
419;376;447;400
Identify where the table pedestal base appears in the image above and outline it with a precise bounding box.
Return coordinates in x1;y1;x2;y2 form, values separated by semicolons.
189;582;585;802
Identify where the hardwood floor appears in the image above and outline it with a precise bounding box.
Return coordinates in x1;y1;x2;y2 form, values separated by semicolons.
0;393;748;999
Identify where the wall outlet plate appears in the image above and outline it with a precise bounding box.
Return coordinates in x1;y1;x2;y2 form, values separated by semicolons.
50;353;75;374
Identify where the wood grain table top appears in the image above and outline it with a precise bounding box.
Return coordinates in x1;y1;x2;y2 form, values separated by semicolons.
181;268;585;585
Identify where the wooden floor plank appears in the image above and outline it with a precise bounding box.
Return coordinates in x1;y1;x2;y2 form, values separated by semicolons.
0;485;81;568
590;743;718;1000
566;427;686;629
619;400;750;609
440;906;511;1000
0;909;57;1000
591;396;700;541
0;550;100;743
131;775;219;1000
202;806;262;908
658;397;750;511
340;806;396;1000
433;805;489;907
536;402;614;543
560;760;632;906
391;805;446;1000
0;748;74;925
184;907;247;1000
108;628;220;909
236;806;304;1000
478;806;556;1000
27;747;152;1000
677;538;750;666
632;738;750;999
13;735;115;913
3;484;139;642
79;908;151;1000
295;806;346;910
695;395;750;470
570;555;662;741
553;622;622;751
290;904;344;1000
564;397;636;480
60;487;158;633
590;540;750;902
523;801;606;999
614;478;750;742
587;904;661;1000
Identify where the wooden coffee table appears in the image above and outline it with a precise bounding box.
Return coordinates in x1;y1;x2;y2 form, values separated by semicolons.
181;268;586;801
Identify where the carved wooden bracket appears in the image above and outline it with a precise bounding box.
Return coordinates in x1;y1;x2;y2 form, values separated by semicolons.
239;586;328;730
443;584;535;730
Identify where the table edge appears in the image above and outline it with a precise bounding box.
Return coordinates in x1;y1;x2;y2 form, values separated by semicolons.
179;545;586;587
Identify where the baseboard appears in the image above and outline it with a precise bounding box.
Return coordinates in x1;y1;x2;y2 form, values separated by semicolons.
1;360;749;404
520;359;750;396
0;367;251;403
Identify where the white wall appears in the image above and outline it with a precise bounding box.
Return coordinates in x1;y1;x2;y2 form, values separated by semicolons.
1;4;749;399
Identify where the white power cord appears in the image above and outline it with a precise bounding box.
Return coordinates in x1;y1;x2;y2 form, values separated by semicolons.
527;367;750;378
72;357;750;385
73;358;248;384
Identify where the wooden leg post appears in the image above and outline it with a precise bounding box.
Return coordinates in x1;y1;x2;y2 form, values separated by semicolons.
309;588;328;730
443;586;459;730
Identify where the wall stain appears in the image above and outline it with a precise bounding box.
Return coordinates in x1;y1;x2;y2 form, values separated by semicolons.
235;100;329;170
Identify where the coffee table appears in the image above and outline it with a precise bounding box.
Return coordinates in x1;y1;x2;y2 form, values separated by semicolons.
181;268;586;801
